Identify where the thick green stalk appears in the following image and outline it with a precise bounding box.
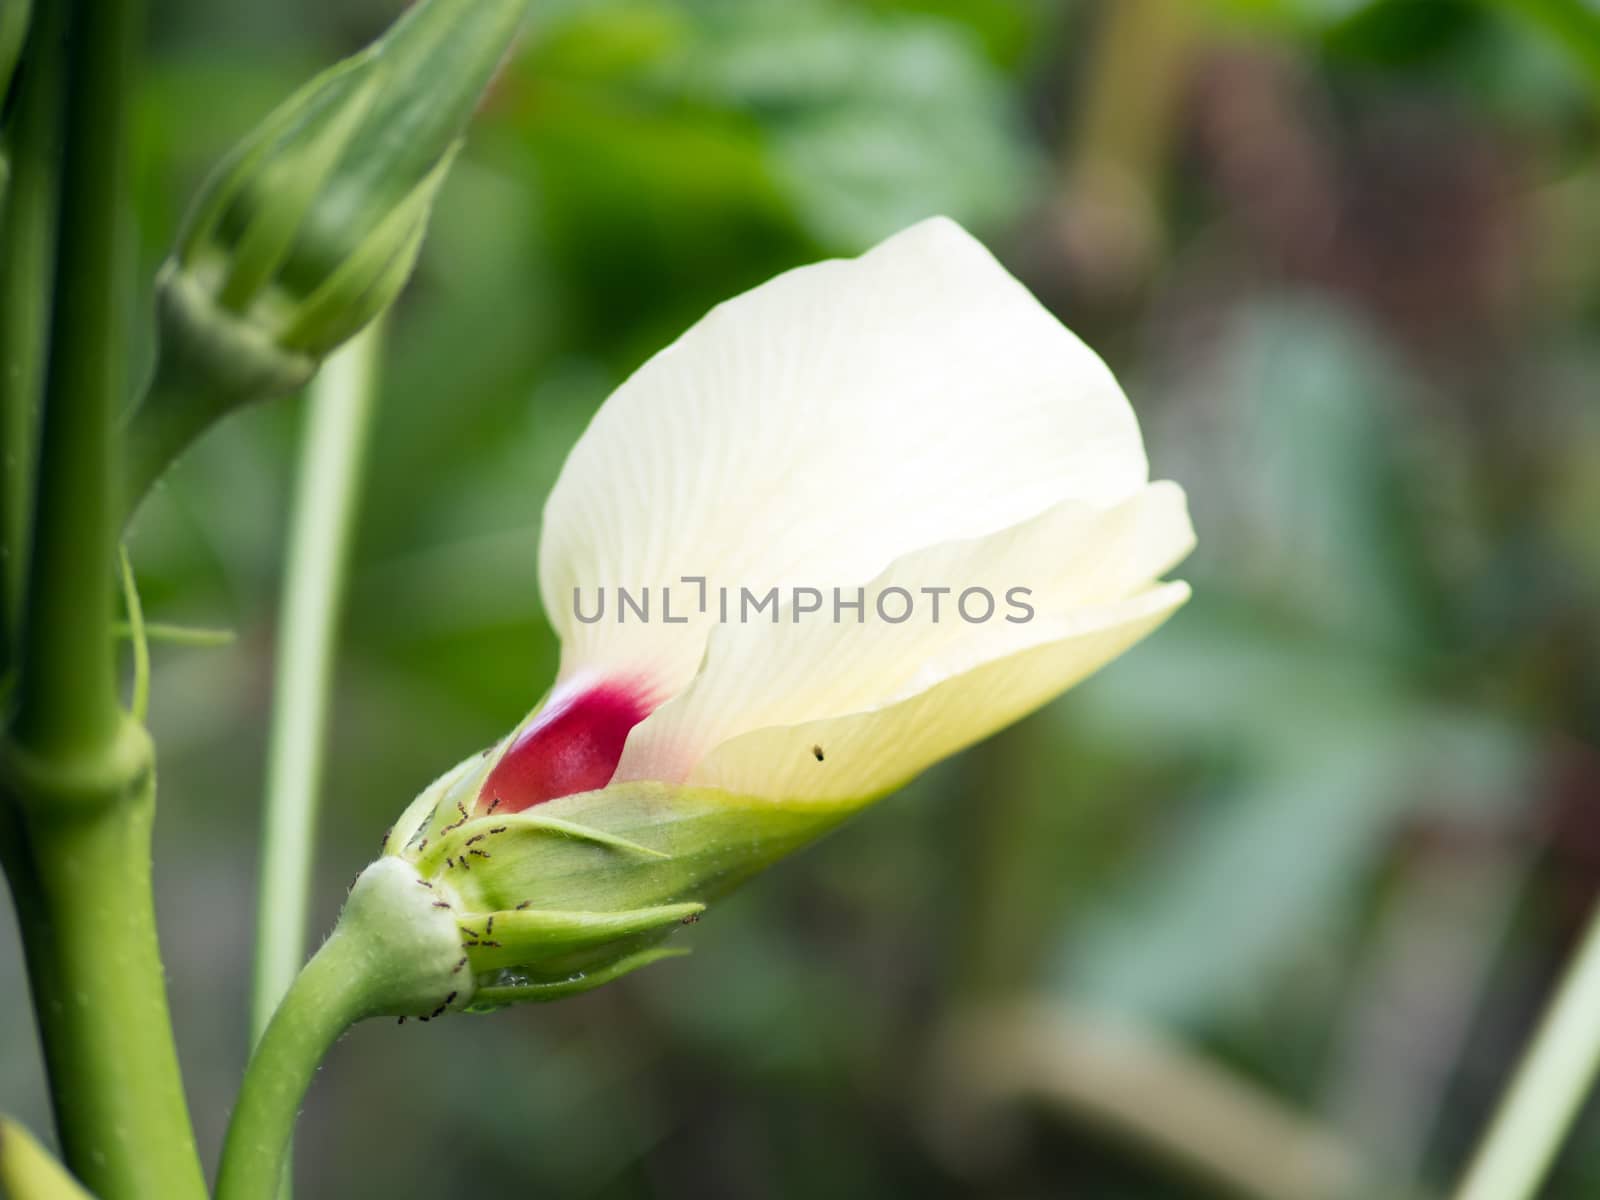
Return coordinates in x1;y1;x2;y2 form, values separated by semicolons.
252;322;382;1045
0;0;62;679
13;0;124;753
0;0;206;1196
3;732;204;1200
1452;899;1600;1200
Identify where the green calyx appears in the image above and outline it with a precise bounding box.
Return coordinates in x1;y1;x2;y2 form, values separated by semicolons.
153;264;317;409
321;857;474;1019
382;757;860;1007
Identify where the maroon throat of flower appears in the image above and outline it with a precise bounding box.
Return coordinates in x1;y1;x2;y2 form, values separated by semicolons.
478;679;656;813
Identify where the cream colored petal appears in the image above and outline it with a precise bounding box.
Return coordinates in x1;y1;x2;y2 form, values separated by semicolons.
693;582;1189;803
614;482;1193;787
539;216;1149;701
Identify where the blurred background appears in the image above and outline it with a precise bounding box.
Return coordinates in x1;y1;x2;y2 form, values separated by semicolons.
4;0;1600;1196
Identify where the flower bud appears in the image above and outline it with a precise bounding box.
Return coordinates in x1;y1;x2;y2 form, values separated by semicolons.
156;0;524;391
377;732;853;1007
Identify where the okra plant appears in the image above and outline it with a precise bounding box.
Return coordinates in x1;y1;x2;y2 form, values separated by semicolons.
7;3;1590;1200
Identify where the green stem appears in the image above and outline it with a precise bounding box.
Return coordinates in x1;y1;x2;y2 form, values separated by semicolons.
251;325;382;1041
13;0;127;755
3;730;206;1200
119;329;308;525
1451;898;1600;1200
0;0;207;1195
0;0;62;680
119;362;216;524
222;928;369;1200
218;859;468;1200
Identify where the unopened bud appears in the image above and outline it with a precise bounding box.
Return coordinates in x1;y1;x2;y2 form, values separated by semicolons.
157;0;523;388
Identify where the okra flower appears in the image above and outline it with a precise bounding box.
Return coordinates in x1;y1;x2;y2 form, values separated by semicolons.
366;216;1194;1013
222;216;1194;1200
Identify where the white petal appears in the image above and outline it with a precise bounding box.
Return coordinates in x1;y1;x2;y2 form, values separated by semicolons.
539;216;1149;701
692;583;1188;803
614;482;1193;790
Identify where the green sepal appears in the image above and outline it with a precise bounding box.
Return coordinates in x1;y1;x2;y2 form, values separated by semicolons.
421;809;669;881
150;0;527;407
423;781;856;917
391;745;499;853
276;145;458;356
174;53;376;267
381;771;862;1006
214;65;385;314
465;946;692;1010
274;0;524;294
459;901;704;973
382;753;480;857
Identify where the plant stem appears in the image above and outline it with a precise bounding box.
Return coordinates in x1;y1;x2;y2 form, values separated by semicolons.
1451;897;1600;1200
119;547;150;722
119;361;217;524
12;0;126;755
252;321;382;1047
219;913;373;1200
217;859;467;1200
4;736;205;1200
0;0;207;1195
0;0;63;679
119;339;307;525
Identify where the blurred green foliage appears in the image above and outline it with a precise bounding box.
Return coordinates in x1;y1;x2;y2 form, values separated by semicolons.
6;0;1600;1196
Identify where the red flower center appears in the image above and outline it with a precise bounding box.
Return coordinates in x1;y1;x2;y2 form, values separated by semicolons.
478;679;654;813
